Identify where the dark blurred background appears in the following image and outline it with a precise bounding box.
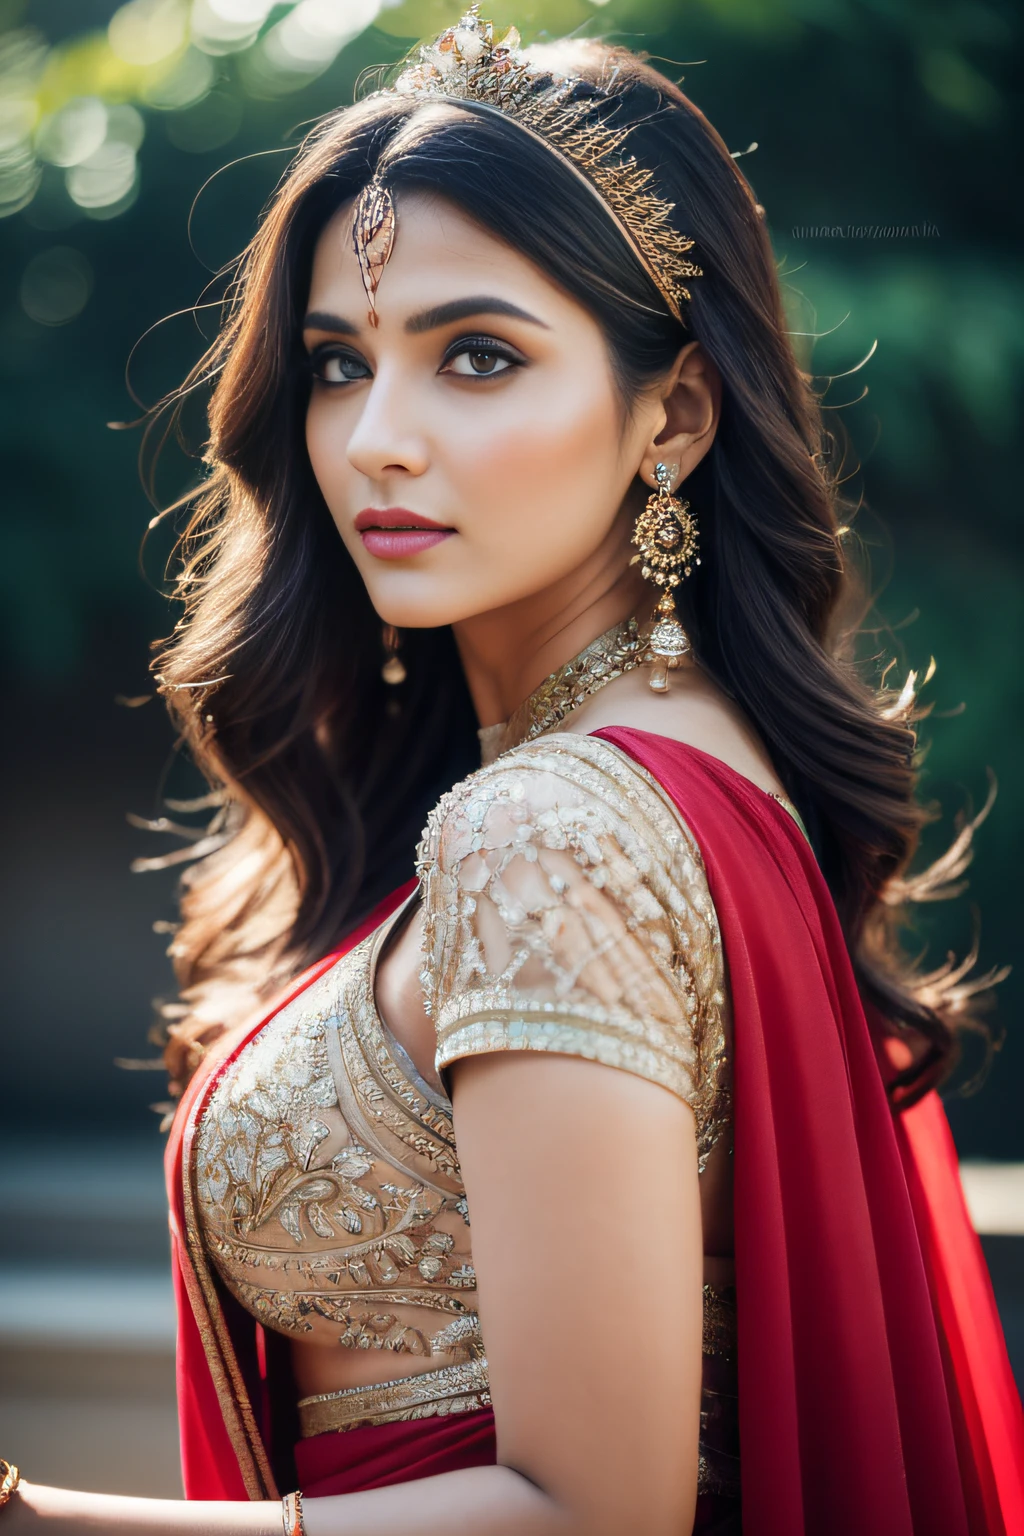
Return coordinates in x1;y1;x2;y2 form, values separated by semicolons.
0;0;1021;1496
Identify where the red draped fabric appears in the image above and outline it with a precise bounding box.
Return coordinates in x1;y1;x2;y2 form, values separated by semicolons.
295;1411;498;1496
596;728;1024;1536
293;1413;739;1532
167;730;1024;1531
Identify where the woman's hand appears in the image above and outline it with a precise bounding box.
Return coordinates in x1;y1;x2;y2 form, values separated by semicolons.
2;1480;98;1532
1;1478;64;1531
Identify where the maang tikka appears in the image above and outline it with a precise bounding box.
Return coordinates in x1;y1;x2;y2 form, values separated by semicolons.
632;462;699;692
352;180;397;329
350;7;705;331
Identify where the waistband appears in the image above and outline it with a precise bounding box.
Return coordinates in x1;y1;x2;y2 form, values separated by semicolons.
297;1358;492;1437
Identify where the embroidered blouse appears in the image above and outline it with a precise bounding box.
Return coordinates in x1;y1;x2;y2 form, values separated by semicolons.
192;732;736;1493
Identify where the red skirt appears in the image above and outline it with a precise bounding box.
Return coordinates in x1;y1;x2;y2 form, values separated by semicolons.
294;1408;498;1494
294;1409;741;1532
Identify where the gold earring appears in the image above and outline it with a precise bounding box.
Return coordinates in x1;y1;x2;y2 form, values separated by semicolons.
381;624;406;685
631;461;699;693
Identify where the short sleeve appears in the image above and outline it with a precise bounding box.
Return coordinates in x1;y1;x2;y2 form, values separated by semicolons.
416;734;730;1166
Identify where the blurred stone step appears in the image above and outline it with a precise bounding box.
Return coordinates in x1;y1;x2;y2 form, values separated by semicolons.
0;1138;170;1267
0;1265;174;1348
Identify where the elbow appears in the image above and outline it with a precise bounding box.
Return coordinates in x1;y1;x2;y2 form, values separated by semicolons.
503;1462;697;1536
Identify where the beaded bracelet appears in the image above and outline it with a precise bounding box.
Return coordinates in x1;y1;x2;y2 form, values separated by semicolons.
0;1462;20;1511
282;1488;306;1535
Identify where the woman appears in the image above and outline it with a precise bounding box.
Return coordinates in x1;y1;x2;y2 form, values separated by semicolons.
3;9;1021;1534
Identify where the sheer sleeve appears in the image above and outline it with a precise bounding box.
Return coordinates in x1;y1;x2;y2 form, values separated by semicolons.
416;733;730;1168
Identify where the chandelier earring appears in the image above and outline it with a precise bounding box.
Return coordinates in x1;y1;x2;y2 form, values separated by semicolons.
631;461;700;693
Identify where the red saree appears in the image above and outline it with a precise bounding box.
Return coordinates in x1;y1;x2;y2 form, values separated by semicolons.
166;730;1024;1532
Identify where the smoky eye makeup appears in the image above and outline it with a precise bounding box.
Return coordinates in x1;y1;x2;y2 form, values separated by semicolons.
306;343;371;386
303;329;529;388
439;333;528;378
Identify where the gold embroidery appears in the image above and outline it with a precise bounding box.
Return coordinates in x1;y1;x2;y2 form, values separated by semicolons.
181;1063;280;1499
297;1357;492;1436
417;733;730;1169
194;917;482;1365
697;1283;740;1500
192;732;734;1497
498;619;646;757
701;1282;737;1359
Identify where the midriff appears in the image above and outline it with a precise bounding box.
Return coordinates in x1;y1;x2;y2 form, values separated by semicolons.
292;1247;737;1399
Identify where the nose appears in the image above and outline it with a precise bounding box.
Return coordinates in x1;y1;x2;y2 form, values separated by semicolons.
345;364;430;483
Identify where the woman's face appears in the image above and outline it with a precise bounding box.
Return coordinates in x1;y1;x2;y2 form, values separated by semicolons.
303;188;665;630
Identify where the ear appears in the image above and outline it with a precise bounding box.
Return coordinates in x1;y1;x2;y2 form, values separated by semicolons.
638;341;722;493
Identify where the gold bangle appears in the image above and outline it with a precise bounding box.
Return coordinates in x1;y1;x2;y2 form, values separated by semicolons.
0;1461;21;1509
281;1489;305;1536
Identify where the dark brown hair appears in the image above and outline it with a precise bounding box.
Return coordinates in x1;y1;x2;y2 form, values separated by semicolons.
151;40;992;1103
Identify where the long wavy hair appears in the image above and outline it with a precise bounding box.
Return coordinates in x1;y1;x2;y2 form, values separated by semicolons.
151;38;993;1103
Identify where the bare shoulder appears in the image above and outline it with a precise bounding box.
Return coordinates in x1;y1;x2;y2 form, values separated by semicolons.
562;661;787;799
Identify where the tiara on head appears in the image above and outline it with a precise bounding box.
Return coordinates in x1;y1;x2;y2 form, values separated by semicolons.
352;5;703;329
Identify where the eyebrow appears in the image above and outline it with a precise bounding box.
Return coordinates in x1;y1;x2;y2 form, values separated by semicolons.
405;296;549;334
302;296;549;337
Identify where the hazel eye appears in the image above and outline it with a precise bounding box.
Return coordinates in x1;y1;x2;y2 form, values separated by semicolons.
446;348;513;377
442;336;523;379
311;348;370;385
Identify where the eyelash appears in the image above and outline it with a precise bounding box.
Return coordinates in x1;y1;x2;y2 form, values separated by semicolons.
443;334;525;377
307;334;525;386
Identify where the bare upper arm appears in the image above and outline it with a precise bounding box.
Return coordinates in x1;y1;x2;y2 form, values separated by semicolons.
448;1050;703;1536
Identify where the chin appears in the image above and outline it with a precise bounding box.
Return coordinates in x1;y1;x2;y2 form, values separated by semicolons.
364;584;476;631
363;564;544;630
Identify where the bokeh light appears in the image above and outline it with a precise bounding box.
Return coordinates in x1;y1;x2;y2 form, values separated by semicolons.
0;2;480;218
190;0;277;57
36;97;109;169
19;245;94;325
267;0;384;71
0;30;46;218
66;140;138;211
108;0;188;68
243;0;383;93
106;103;147;152
140;46;215;110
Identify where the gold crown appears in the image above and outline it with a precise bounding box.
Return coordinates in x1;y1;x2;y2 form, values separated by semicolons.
354;6;702;328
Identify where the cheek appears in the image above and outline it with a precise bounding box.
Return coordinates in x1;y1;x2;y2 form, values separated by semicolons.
456;369;629;565
305;395;364;564
306;396;349;505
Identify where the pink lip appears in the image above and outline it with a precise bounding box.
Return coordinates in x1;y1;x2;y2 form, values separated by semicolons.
361;528;452;558
354;507;454;560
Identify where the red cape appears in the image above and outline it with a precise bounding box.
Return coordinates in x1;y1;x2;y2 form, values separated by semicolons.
166;732;1024;1531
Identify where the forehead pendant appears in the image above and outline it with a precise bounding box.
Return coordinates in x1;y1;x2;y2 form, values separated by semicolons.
365;6;703;325
351;178;396;329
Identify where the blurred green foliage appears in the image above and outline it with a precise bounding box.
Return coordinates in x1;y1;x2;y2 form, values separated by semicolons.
0;0;1020;1151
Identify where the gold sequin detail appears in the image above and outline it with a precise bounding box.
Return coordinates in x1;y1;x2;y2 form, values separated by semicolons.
194;915;483;1364
417;732;730;1169
193;731;734;1494
297;1357;492;1436
497;619;647;758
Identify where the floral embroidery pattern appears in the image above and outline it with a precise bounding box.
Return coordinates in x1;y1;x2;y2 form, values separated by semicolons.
193;733;734;1493
194;937;481;1361
417;733;730;1169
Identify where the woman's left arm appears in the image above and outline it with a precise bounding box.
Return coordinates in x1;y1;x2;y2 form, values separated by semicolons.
8;1049;702;1536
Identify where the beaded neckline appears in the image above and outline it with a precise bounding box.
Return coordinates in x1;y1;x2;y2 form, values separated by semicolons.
478;618;646;765
474;623;808;840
